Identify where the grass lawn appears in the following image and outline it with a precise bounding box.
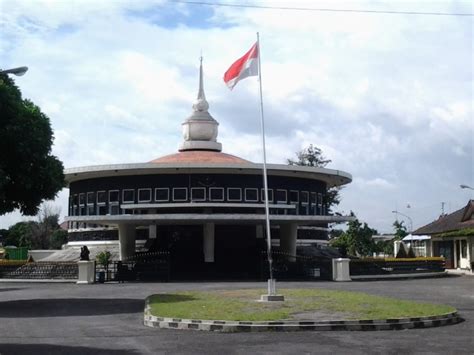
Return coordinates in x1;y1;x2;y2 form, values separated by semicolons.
148;289;455;322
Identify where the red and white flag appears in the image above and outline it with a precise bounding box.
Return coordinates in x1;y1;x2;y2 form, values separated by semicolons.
223;42;259;90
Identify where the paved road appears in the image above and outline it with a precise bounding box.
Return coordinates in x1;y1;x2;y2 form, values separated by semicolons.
0;276;472;354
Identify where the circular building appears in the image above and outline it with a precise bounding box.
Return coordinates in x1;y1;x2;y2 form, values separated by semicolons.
64;62;352;279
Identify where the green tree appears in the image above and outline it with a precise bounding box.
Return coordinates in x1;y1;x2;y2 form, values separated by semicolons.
330;215;378;257
0;228;8;246
393;220;408;240
0;73;65;216
97;250;112;274
50;229;68;249
287;144;341;212
287;144;332;167
5;221;38;248
5;204;66;249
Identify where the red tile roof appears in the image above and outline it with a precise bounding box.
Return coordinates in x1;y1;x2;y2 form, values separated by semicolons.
149;150;251;164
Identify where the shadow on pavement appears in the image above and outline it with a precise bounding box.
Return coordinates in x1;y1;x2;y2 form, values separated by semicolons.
0;288;23;292
0;343;139;355
0;298;144;318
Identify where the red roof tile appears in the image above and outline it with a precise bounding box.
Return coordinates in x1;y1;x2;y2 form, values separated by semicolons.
149;150;251;164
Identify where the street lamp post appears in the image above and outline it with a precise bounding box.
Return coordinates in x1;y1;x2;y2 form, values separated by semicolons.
0;66;28;76
460;184;474;190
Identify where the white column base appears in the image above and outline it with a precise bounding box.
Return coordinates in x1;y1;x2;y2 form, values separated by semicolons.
203;223;215;263
77;260;95;284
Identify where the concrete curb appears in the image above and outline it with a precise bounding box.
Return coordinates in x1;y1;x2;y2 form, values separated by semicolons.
143;298;462;332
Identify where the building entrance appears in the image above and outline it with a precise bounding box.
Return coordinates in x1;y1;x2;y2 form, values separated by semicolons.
149;225;263;280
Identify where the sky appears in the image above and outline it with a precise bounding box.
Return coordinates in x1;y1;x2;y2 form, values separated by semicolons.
0;0;472;233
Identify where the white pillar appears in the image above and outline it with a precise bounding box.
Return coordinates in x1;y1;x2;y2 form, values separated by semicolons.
149;224;157;239
118;224;136;260
280;223;297;262
203;223;215;263
77;260;95;284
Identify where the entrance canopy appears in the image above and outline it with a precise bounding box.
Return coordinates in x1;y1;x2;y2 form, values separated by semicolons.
403;234;431;241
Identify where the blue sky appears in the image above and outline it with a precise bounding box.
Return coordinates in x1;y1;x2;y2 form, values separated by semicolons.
0;0;472;233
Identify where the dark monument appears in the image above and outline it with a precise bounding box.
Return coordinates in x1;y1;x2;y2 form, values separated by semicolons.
80;245;90;261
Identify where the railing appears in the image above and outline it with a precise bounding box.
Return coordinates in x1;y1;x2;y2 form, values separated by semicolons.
350;257;445;276
96;251;171;282
1;261;78;279
260;250;332;281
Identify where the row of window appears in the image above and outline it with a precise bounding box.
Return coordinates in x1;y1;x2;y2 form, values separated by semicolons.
72;188;324;205
70;188;325;216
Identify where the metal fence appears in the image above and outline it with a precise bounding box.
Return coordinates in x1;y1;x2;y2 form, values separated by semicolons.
260;251;333;281
0;261;78;279
95;251;171;282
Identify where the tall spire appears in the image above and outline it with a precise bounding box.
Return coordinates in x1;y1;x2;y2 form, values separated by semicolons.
192;56;210;113
179;56;222;152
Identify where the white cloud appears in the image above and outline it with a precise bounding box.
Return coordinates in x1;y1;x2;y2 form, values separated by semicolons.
0;0;472;233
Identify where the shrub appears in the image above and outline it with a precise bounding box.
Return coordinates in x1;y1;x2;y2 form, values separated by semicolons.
96;250;112;272
396;244;407;258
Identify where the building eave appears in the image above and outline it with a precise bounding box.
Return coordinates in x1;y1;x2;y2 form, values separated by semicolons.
65;213;355;226
64;162;352;188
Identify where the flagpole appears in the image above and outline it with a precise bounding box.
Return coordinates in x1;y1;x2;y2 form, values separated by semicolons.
256;32;275;294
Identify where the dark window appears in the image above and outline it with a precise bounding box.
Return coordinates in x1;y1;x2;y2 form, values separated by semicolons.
87;192;95;205
245;188;259;202
173;188;188;201
191;187;206;201
301;191;309;203
138;189;152;202
123;189;135;203
228;188;242;201
310;192;317;215
461;240;467;258
110;205;120;215
290;190;299;203
155;188;169;202
98;205;107;215
300;191;309;215
210;188;224;201
261;189;274;202
97;191;106;204
109;190;119;203
275;189;287;203
79;193;85;205
318;193;323;215
87;205;95;216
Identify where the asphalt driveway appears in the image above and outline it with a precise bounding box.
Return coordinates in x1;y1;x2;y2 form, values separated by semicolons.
0;276;472;354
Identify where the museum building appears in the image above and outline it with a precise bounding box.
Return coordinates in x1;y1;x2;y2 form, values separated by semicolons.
64;62;352;278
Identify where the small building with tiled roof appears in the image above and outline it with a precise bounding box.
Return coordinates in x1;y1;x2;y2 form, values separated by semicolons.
63;60;353;280
413;200;474;270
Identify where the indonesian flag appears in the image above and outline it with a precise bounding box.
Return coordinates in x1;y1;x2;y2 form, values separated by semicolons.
223;42;259;90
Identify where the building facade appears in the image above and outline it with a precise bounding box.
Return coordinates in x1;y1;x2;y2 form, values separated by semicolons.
64;61;353;278
413;200;474;271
